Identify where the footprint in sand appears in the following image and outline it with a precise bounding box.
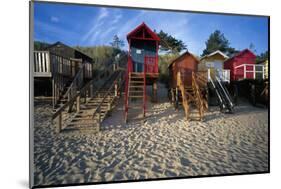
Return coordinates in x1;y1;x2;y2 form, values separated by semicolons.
180;157;191;167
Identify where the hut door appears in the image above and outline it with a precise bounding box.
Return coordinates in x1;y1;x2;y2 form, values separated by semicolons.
134;49;143;72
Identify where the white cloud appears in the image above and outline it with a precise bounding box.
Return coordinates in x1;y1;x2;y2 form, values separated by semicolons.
50;16;59;23
97;8;109;21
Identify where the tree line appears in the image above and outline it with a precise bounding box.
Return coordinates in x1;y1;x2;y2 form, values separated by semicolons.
34;29;268;85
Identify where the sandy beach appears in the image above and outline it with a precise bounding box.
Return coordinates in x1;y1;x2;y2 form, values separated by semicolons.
33;84;268;186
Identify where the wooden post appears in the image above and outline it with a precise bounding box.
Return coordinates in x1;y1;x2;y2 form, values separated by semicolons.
76;93;80;113
52;77;55;109
90;84;93;98
171;88;175;104
253;65;256;79
108;102;111;111
244;65;246;79
114;81;118;97
152;80;157;103
58;112;62;133
175;87;179;109
97;111;101;131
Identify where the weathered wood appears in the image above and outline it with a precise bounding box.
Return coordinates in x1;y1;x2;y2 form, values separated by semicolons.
152;80;157;102
76;94;80;113
177;72;189;120
58;113;62;133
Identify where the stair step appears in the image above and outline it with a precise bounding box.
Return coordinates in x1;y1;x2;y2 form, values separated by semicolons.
130;81;144;83
129;86;144;88
127;106;143;109
68;120;98;126
129;96;144;98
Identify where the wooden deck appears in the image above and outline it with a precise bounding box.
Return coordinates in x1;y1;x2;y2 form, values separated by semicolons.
33;51;93;79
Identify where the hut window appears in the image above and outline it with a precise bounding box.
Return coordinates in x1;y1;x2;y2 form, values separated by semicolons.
136;49;142;54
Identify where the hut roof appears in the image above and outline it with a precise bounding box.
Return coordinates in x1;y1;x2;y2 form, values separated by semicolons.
168;51;199;68
47;41;93;62
127;22;160;41
200;50;229;61
225;49;256;62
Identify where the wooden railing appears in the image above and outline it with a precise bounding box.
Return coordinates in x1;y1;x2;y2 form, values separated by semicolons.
177;71;190;120
124;57;133;120
143;59;147;118
52;63;117;132
144;55;157;73
34;51;51;77
234;64;264;80
92;71;124;130
34;51;93;79
63;64;85;103
192;72;204;120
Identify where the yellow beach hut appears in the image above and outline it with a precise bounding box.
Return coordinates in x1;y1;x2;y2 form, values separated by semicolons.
198;50;230;82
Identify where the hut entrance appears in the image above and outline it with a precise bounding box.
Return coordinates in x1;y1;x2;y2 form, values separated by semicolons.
124;22;160;123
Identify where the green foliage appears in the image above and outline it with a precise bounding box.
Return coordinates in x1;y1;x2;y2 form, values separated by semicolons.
110;35;124;49
158;53;179;86
74;45;127;70
156;30;187;54
202;30;238;57
256;50;268;63
34;41;50;50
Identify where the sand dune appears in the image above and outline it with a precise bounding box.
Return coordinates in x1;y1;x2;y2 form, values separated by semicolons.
33;87;268;186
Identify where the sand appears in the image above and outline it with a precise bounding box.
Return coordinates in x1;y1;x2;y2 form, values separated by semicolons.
33;84;268;186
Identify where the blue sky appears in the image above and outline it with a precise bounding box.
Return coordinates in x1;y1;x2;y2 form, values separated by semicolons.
34;2;269;55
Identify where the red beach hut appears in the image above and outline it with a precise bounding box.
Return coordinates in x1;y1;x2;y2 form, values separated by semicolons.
224;49;259;81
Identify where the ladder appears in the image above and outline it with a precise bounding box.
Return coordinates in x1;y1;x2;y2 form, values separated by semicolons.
209;74;234;113
124;72;146;123
176;71;205;121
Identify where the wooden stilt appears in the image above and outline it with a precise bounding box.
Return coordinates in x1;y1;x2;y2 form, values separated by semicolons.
76;93;80;113
171;88;175;104
58;112;62;133
175;87;179;109
152;80;157;102
52;77;55;109
114;81;118;97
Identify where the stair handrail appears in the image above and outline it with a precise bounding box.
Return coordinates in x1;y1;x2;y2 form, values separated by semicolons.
52;63;116;121
215;75;234;110
192;72;204;118
92;71;124;123
177;71;190;120
62;63;85;100
143;57;147;117
209;75;225;109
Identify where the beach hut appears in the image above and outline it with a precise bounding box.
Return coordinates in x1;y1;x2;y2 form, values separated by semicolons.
168;51;199;88
47;41;93;63
224;49;263;81
124;22;160;122
257;59;268;79
168;51;207;121
199;50;230;82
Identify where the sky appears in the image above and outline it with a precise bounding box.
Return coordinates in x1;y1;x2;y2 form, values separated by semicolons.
34;2;269;55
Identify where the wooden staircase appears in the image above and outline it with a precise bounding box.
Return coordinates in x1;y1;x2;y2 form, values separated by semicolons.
64;71;123;132
52;68;124;133
124;72;146;123
176;72;205;121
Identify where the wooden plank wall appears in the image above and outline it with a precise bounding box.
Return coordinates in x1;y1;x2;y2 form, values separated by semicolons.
34;51;51;77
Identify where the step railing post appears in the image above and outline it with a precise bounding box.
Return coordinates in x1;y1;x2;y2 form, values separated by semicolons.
97;111;101;132
175;87;179;109
76;92;80;113
58;112;62;133
114;81;118;97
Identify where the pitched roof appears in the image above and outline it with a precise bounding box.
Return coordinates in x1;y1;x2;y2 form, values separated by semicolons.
127;22;160;41
168;51;199;68
200;50;229;60
47;41;93;61
225;49;256;62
